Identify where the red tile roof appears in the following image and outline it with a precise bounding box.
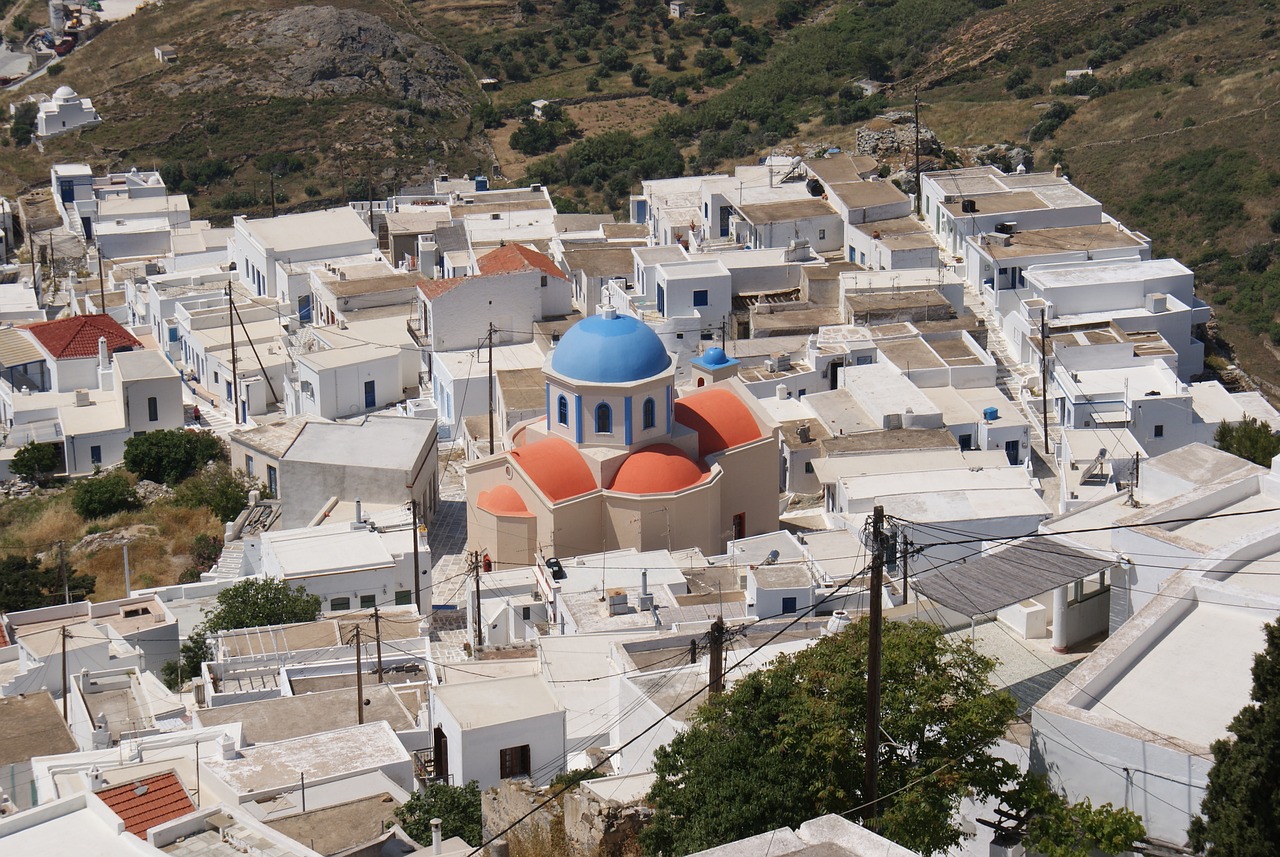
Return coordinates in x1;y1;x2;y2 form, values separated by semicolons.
96;771;195;838
24;314;141;360
674;387;764;459
509;436;597;503
478;244;568;282
418;276;466;301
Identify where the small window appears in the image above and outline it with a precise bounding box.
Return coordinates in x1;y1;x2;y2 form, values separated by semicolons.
693;289;709;307
395;590;413;606
797;388;806;398
557;394;569;426
499;744;532;779
540;275;548;288
521;606;532;621
330;597;351;611
781;596;798;615
245;455;254;477
1154;424;1164;438
90;445;102;465
595;402;612;434
959;434;973;451
642;398;656;430
818;229;826;240
147;396;159;422
360;594;376;609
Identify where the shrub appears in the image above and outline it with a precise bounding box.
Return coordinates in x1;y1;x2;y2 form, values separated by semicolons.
12;441;61;484
174;462;254;522
72;473;141;519
9;102;37;147
124;429;224;485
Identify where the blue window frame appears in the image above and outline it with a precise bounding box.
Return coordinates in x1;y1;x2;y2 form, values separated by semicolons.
557;395;568;426
693;289;709;307
642;398;656;430
595;403;612;434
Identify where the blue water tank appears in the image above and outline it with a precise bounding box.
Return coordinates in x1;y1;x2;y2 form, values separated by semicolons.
475;175;489;192
983;406;999;421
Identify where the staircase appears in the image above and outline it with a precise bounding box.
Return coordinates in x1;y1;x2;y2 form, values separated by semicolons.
208;543;245;582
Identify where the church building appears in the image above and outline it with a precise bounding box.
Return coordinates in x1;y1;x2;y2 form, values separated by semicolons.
465;307;779;568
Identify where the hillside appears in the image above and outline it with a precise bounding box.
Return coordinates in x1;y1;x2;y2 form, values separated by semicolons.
0;0;487;217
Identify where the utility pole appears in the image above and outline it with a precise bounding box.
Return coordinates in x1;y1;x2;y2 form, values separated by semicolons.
373;607;384;683
228;281;238;424
707;616;726;695
863;504;886;825
411;498;422;615
470;550;483;651
353;626;365;725
61;626;69;722
899;526;910;602
487;322;496;455
27;225;37;300
720;317;727;347
96;249;106;313
269;172;277;219
1040;307;1049;455
689;637;698;665
913;91;922;218
58;541;69;604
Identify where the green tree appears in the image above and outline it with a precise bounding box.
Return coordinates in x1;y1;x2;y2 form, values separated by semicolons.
0;554;95;613
12;441;61;485
123;429;225;485
71;473;141;519
9;102;37;147
1009;773;1145;857
396;781;482;847
1189;621;1280;856
173;462;254;522
641;620;1020;856
162;578;320;690
1215;418;1280;466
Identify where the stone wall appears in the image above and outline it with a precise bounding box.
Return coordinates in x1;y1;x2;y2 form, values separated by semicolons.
482;779;651;857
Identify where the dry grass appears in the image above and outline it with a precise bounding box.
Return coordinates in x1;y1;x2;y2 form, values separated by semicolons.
0;487;222;603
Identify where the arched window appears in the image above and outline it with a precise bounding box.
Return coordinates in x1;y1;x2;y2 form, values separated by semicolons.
557;395;568;426
595;402;612;434
642;397;656;430
696;377;706;387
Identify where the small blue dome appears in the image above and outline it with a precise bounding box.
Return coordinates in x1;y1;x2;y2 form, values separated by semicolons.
702;347;729;366
551;311;672;384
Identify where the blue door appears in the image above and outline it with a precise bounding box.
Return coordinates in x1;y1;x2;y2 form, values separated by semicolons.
364;380;376;409
298;294;312;324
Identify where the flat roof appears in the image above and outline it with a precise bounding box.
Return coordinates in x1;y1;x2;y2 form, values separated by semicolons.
981;221;1146;260
283;416;433;470
265;793;402;855
297;342;399;372
0;691;77;765
826;180;909;210
433;673;559;728
805;156;867;184
314;269;418;298
241;207;375;255
1086;598;1277;746
229;415;316;458
737;197;835;224
196;685;414;744
943;190;1049;217
265;525;395;577
113;348;177;382
1028;257;1192;289
561;246;641;279
202;721;408;795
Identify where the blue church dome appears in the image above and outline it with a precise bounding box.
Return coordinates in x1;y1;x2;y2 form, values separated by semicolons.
701;347;730;366
550;309;672;384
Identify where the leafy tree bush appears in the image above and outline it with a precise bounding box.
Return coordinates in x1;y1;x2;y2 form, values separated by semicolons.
600;45;631;72
254;152;305;175
642;621;1020;856
9;101;37;146
11;441;61;484
1190;621;1280;855
630;63;651;87
71;473;141;519
1009;774;1145;857
0;554;95;613
1214;418;1280;466
396;781;482;847
1270;210;1280;234
1029;101;1077;142
173;462;254;522
162;577;320;689
124;429;224;485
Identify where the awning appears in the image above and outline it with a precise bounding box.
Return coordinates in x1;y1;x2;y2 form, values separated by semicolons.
911;537;1113;617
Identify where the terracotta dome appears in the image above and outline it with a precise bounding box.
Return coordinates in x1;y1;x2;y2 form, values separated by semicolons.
477;485;533;517
509;436;597;502
609;444;708;494
673;388;763;459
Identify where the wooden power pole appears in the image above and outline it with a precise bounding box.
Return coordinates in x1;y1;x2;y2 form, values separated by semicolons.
487;322;496;455
373;607;384;683
863;505;886;824
353;626;365;725
411;498;422;616
708;616;726;695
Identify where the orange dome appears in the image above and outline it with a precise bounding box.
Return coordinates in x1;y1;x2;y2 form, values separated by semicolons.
477;485;533;517
609;444;708;494
509;436;597;502
674;387;763;459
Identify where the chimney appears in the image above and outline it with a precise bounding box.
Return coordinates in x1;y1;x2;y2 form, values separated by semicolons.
1053;163;1064;178
354;497;363;524
98;336;109;370
219;733;239;760
83;765;106;792
431;818;443;855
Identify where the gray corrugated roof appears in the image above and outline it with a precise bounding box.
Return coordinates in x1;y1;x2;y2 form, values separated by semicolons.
911;537;1109;617
0;327;43;368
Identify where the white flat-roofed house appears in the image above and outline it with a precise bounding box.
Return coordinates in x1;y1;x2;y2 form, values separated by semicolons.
275;415;439;527
94;192;191;260
288;343;403;421
921;165;1105;258
36;86;101;139
230;208;377;314
429;673;565;789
